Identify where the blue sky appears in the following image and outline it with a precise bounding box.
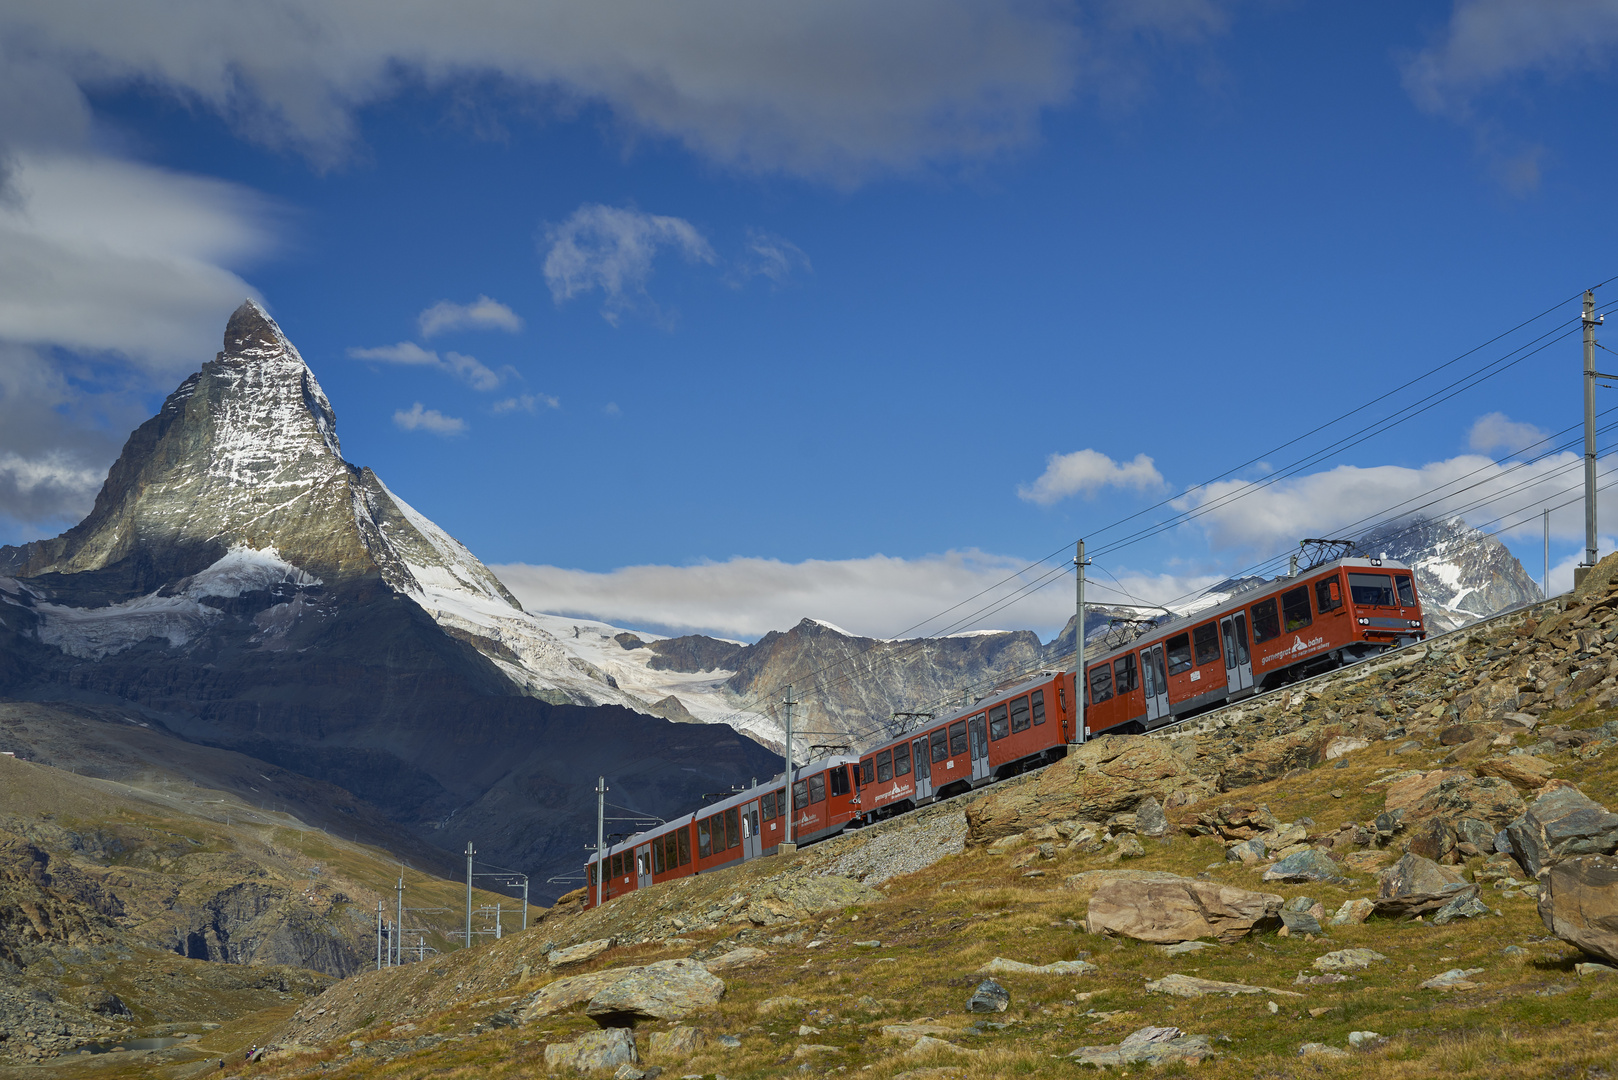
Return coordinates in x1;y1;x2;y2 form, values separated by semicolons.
5;2;1618;640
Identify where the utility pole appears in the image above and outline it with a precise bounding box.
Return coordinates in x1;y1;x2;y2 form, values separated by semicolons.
1073;540;1089;746
1582;289;1603;584
595;777;606;908
463;842;475;951
781;685;797;852
394;873;405;966
1545;508;1552;598
375;901;383;970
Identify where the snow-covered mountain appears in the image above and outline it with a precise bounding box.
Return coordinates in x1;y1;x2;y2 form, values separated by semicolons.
1357;516;1541;633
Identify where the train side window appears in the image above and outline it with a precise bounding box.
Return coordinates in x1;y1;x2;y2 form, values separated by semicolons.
761;791;775;821
665;833;679;869
1348;572;1394;606
713;812;728;852
988;703;1010;740
610;852;621;876
1192;622;1221;666
1030;689;1046;724
589;863;597;886
1315;575;1343;613
1009;695;1030;731
808;775;827;803
1396;574;1416;607
949;720;969;756
1281;585;1312;631
697;820;712;857
677;828;691;865
876;750;894;782
829;764;850;796
1114;654;1138;693
860;759;874;785
725;808;741;847
1089;664;1114;703
894;742;912;776
652;839;665;873
931;728;949;762
912;738;931;777
1165;633;1193;675
793;780;809;810
1251;598;1280;643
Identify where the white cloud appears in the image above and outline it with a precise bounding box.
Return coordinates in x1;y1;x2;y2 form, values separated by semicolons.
732;229;812;286
1175;449;1618;554
603;402;621;417
1468;411;1548;453
543;204;716;325
349;341;505;391
393;402;467;435
418;295;523;337
492;392;559;414
1018;449;1165;506
492;549;1224;641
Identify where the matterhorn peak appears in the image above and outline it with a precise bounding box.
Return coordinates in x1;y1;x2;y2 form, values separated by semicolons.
222;298;291;359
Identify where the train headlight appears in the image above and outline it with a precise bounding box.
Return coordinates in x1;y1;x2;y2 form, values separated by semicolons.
1408;619;1422;628
1357;618;1369;625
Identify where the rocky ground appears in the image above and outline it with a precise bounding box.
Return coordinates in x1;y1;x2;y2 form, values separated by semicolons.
19;556;1618;1079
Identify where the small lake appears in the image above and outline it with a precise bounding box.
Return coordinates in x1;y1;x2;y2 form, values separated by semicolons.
70;1036;188;1055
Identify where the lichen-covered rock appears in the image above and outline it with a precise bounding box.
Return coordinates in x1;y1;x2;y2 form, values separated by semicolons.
1262;849;1343;883
585;960;724;1025
645;1025;706;1057
518;968;645;1022
965;979;1009;1013
1313;948;1387;972
740;874;880;926
1068;1025;1216;1067
1374;853;1468;916
1220;725;1336;789
1086;876;1282;943
1506;785;1618;875
543;1028;637;1073
549;938;613;966
1477;755;1557;792
1538;854;1618;964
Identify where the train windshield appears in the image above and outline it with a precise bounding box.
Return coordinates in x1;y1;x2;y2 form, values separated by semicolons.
1396;575;1416;607
1348;572;1396;607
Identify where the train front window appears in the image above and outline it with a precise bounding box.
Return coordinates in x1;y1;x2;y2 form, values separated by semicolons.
1348;572;1396;607
1192;622;1221;666
1281;585;1312;631
1009;695;1030;731
931;728;949;762
1396;574;1416;607
1165;633;1193;675
1315;575;1343;612
1030;688;1046;724
876;750;893;782
988;704;1009;740
1089;664;1113;703
949;720;969;756
829;764;851;796
894;742;912;776
1114;655;1138;693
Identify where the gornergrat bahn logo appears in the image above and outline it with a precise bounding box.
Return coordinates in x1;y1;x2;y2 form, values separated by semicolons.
1260;633;1325;666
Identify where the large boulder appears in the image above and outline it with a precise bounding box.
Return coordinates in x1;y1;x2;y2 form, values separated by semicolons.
1477;755;1557;792
518;968;644;1022
1219;726;1336;790
1262;849;1344;883
1184;804;1278;841
1374;853;1469;917
543;1028;637;1073
1388;771;1525;830
585;960;725;1025
965;736;1212;844
1085;875;1282;943
1538;854;1618;964
1506;785;1618;875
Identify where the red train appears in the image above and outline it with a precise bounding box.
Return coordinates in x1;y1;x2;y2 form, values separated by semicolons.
583;555;1425;904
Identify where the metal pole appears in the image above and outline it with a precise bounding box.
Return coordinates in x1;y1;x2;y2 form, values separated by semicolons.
521;877;528;931
376;901;383;970
595;777;606;908
1585;288;1600;571
1546;508;1552;598
464;842;474;950
1073;540;1088;746
782;686;796;848
395;873;404;966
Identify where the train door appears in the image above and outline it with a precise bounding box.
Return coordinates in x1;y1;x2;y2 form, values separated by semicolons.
635;843;653;889
1142;644;1170;724
1221;613;1253;694
741;800;762;859
912;737;932;800
968;716;990;781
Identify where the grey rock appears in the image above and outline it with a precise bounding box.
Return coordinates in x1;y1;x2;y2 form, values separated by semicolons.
1506;786;1618;875
1348;1030;1383;1048
1375;853;1468;916
1282;896;1317;913
1494;830;1515;854
544;1028;637;1073
1227;837;1266;863
1068;1025;1216;1067
1298;1042;1350;1058
1538;854;1618;964
1313;948;1388;973
1430;887;1492;926
1280;910;1323;936
1418;967;1484;990
966;979;1009;1013
585;960;725;1025
1136;796;1169;838
1262;849;1342;883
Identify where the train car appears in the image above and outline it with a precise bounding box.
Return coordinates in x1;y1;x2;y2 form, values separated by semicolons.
583;753;861;910
1077;556;1424;736
856;669;1077;820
